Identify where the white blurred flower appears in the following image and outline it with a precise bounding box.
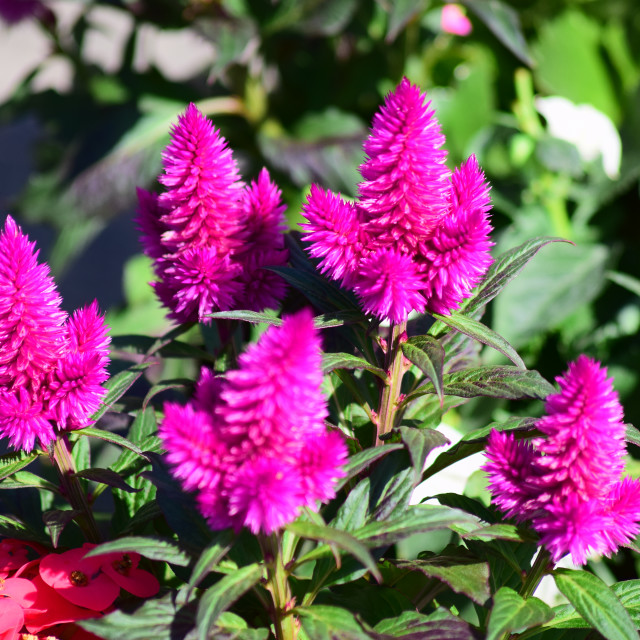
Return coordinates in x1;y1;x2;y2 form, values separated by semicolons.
535;96;621;179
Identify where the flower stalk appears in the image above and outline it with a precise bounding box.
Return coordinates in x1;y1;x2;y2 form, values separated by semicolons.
376;322;407;445
51;435;102;544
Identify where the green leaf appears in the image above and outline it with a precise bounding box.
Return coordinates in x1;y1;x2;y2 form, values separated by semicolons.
322;352;386;380
295;605;369;638
461;523;530;542
486;587;553;640
79;588;196;639
374;608;475;638
462;0;533;66
85;536;191;566
607;270;640;298
398;426;449;484
356;504;480;548
625;423;640;449
44;509;81;548
422;416;539;481
188;530;236;594
334;444;404;492
401;336;445;403
0;470;60;494
206;310;284;325
142;378;191;411
430;237;569;337
286;520;382;582
405;366;554;403
386;0;427;43
81;427;151;459
0;450;39;481
553;569;638;640
431;312;525;368
196;563;263;639
89;361;157;422
73;468;140;493
0;514;48;542
395;546;490;605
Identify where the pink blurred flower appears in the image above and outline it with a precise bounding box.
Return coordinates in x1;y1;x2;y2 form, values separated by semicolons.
441;4;472;36
136;104;288;323
302;78;493;323
484;356;640;564
0;217;111;452
160;309;347;535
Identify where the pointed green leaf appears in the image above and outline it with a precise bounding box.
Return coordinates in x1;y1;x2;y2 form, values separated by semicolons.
625;423;640;448
429;237;569;337
89;361;157;422
206;310;284;325
142;378;191;411
334;444;404;492
554;569;638;640
422;416;539;480
196;563;263;639
0;451;39;481
374;609;475;638
81;427;151;459
398;426;449;483
188;530;236;594
0;471;60;494
405;367;554;404
401;336;445;403
295;605;368;638
44;509;81;548
431;312;525;368
486;587;553;640
85;536;191;566
395;547;490;605
73;468;140;493
286;520;382;582
322;352;386;380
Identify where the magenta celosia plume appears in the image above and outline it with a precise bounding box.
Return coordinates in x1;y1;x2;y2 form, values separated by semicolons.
159;309;348;535
484;356;640;565
301;78;494;323
136;104;288;323
0;216;111;451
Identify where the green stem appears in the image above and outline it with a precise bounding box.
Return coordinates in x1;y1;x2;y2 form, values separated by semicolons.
51;435;102;543
260;534;298;640
375;322;407;446
520;548;553;600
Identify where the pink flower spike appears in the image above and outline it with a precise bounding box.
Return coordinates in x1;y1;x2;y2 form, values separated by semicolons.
301;185;364;285
234;249;289;312
100;552;160;598
39;545;120;611
135;188;166;260
158;103;245;253
441;4;472;36
358;78;450;251
226;456;304;535
352;249;426;324
534;356;626;502
420;157;494;315
0;386;55;452
193;366;224;414
0;216;67;392
600;477;640;553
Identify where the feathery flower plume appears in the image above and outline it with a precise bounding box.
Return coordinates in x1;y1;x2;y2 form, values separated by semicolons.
160;309;347;535
0;216;111;452
301;78;493;323
136;104;288;324
484;356;640;565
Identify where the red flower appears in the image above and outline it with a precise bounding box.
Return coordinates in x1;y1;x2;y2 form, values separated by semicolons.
99;552;160;598
0;596;24;640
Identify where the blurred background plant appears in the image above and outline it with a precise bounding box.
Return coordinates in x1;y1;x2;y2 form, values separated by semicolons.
1;0;640;562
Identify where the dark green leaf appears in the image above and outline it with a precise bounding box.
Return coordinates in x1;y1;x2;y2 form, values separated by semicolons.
429;237;568;337
395;546;490;605
143;378;191;411
73;468;140;493
461;523;530;542
295;605;368;638
81;427;151;459
286;520;382;582
422;416;539;480
334;444;404;492
398;426;449;483
188;530;236;594
625;423;640;449
196;563;263;639
386;0;427;42
486;587;553;640
0;514;48;543
374;608;476;638
431;312;525;368
89;361;157;422
401;336;445;403
85;536;191;566
206;310;283;325
0;470;60;494
405;367;554;404
0;450;39;481
461;0;533;66
322;352;386;380
44;509;81;548
554;569;638;640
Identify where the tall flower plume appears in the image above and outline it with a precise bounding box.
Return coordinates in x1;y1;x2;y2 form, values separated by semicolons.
160;309;347;535
137;104;288;324
0;216;111;451
484;356;640;565
301;78;493;323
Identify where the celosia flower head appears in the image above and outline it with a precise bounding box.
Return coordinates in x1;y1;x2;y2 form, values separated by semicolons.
136;104;288;324
160;309;347;535
0;217;111;452
301;78;493;323
484;356;640;565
